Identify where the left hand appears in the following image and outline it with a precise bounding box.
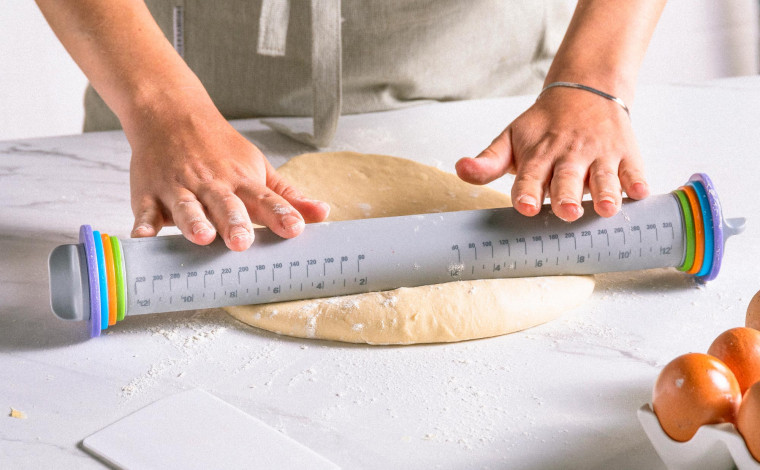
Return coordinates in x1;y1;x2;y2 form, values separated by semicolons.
455;86;650;222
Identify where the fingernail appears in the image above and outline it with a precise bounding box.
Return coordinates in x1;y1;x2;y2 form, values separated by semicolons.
132;225;153;236
516;194;538;209
230;227;251;242
559;199;584;219
192;222;213;235
282;215;304;230
632;182;647;194
599;196;616;205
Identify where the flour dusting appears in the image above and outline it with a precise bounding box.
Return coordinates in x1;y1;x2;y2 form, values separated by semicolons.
272;204;291;215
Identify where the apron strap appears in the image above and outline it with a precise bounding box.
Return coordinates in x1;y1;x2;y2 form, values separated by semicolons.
309;0;342;147
258;0;342;148
257;0;291;56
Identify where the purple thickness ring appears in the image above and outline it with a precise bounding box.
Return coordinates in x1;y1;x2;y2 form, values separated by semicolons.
688;173;723;281
79;225;101;337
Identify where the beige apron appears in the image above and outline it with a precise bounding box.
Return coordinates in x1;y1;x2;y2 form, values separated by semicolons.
83;0;573;147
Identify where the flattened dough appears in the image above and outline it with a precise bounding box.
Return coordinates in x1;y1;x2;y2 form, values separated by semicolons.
225;152;594;344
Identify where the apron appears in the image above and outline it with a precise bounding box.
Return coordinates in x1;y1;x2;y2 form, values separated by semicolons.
83;0;573;147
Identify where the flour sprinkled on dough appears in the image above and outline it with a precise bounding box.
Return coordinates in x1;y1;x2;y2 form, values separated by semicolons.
382;296;398;307
272;204;291;215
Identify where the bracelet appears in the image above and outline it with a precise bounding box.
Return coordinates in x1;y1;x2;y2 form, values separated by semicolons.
539;81;631;117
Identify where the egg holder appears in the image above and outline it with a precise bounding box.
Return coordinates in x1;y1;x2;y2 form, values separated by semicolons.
638;404;760;470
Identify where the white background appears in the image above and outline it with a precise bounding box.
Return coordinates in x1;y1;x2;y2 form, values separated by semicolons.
1;0;758;141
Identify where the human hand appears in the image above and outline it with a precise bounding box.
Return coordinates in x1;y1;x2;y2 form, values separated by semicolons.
125;94;330;251
455;86;649;222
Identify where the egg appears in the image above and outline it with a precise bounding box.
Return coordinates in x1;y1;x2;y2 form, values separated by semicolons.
653;352;742;442
737;381;760;462
747;289;760;330
707;327;760;394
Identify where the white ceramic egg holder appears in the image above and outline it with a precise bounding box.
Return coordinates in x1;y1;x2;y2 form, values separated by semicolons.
638;404;760;470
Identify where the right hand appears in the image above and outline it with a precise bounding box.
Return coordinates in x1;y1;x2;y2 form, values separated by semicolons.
125;93;330;251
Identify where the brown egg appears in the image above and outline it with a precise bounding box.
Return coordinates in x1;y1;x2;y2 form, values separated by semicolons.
653;352;742;442
708;327;760;394
737;382;760;462
747;290;760;330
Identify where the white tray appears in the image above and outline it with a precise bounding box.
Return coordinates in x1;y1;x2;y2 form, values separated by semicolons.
638;403;760;470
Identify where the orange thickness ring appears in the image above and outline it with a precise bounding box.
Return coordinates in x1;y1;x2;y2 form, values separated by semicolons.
101;233;118;326
681;186;705;275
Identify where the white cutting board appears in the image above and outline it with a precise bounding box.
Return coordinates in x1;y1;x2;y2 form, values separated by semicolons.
82;389;339;469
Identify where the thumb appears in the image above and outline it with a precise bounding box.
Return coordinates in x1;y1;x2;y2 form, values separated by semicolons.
455;127;514;185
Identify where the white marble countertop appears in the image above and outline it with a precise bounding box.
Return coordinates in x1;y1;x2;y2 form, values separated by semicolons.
2;76;759;469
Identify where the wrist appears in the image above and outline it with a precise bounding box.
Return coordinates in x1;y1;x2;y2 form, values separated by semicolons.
120;77;220;139
544;63;635;106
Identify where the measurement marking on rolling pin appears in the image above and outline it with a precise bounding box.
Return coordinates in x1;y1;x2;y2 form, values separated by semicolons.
220;267;232;285
647;224;659;241
186;271;197;289
632;225;642;242
614;227;625;244
581;231;593;248
566;232;576;249
533;235;543;253
135;276;145;295
203;269;214;288
516;237;527;254
237;266;248;284
152;274;163;293
452;245;462;263
499;239;510;256
598;228;609;246
169;273;179;290
483;240;493;258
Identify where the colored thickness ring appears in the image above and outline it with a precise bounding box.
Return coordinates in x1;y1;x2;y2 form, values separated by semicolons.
681;186;705;275
79;225;101;337
673;190;695;272
92;231;109;330
101;234;118;326
689;173;724;281
111;236;127;322
688;181;714;278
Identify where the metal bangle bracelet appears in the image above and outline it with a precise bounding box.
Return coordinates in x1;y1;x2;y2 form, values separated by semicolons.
539;81;631;117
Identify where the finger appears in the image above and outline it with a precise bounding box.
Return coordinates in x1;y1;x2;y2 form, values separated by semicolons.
619;156;650;200
510;152;551;217
131;197;165;238
237;184;306;239
196;187;255;251
166;191;217;246
456;127;514;185
549;162;587;222
265;167;330;223
588;161;623;218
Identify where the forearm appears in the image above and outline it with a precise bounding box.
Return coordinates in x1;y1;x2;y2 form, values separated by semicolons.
34;0;209;133
546;0;667;104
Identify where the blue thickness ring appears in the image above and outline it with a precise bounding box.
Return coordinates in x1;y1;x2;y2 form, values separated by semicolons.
79;225;101;337
688;173;724;281
687;181;714;279
92;231;109;331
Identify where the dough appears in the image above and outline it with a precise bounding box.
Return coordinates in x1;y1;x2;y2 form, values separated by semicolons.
225;152;594;344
